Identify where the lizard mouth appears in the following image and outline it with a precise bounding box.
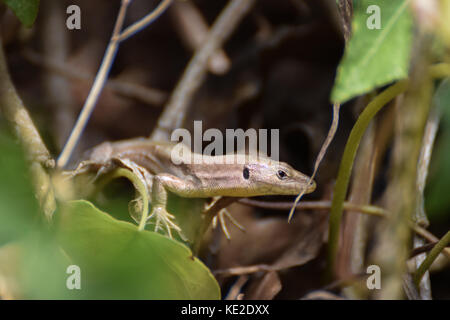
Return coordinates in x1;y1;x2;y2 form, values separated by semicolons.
306;180;316;193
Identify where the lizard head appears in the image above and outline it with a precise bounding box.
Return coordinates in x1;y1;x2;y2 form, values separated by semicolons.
243;160;316;196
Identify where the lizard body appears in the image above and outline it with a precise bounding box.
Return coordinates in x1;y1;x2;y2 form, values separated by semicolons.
84;138;316;235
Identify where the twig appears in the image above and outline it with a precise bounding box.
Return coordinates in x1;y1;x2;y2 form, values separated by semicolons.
214;264;273;277
402;273;421;300
373;60;450;299
239;198;449;260
115;0;173;42
0;50;53;166
23;50;168;107
238;198;387;217
41;0;74;149
57;0;132;168
415;106;440;226
374;40;433;299
289;103;340;221
327;80;409;278
414;231;450;286
336;0;353;43
412;224;450;260
409;242;439;258
150;0;257;141
169;0;231;75
339;123;376;285
225;275;249;300
0;37;56;219
412;237;432;299
413;104;440;299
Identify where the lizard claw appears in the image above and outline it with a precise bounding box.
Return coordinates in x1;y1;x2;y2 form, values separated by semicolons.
147;206;182;239
212;208;246;240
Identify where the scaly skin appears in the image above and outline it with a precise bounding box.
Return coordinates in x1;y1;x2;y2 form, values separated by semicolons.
85;138;316;236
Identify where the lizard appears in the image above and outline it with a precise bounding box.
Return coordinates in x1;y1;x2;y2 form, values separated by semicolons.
75;137;316;237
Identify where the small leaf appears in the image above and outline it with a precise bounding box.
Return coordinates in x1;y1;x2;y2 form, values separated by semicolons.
56;200;220;299
3;0;40;27
331;0;413;103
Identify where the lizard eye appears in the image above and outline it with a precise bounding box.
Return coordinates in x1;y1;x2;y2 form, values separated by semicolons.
277;169;288;180
243;167;250;180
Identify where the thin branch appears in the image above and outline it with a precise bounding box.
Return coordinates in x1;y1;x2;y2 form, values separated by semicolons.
214;264;273;277
413;105;440;299
374;43;432;299
23;50;168;107
239;198;449;261
414;231;450;286
41;0;74;149
410;242;439;258
169;0;231;75
412;224;450;260
224;275;249;300
238;198;387;217
150;0;257;141
345;124;376;287
209;197;448;281
413;237;432;299
0;37;56;219
0;49;53;166
415;106;440;226
289;103;340;221
57;0;132;168
327;80;409;279
115;0;174;42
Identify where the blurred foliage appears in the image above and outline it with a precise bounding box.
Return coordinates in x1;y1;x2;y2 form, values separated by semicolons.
0;0;449;300
19;233;73;299
426;79;450;221
0;127;39;245
331;0;412;103
0;128;219;299
55;200;220;299
74;168;207;245
2;0;40;27
0;127;68;298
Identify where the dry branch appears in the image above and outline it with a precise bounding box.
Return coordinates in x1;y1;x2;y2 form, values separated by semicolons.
151;0;257;141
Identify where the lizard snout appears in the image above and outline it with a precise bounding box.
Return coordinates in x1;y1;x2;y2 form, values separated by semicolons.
306;180;316;193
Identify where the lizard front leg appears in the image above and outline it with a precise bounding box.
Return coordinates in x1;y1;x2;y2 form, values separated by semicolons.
148;173;198;238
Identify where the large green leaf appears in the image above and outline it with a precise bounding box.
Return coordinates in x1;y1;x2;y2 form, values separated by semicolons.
18;232;75;299
56;200;220;299
0;128;68;299
331;0;413;103
2;0;40;27
0;128;39;245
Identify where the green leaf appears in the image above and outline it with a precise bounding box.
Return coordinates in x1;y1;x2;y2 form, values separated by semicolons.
0;127;39;245
19;232;75;299
56;200;220;299
2;0;40;27
0;127;70;299
425;79;450;221
331;0;413;103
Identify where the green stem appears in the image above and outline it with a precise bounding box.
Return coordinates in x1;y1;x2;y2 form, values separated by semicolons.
327;80;409;278
414;230;450;286
94;168;150;231
428;63;450;79
0;37;56;219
